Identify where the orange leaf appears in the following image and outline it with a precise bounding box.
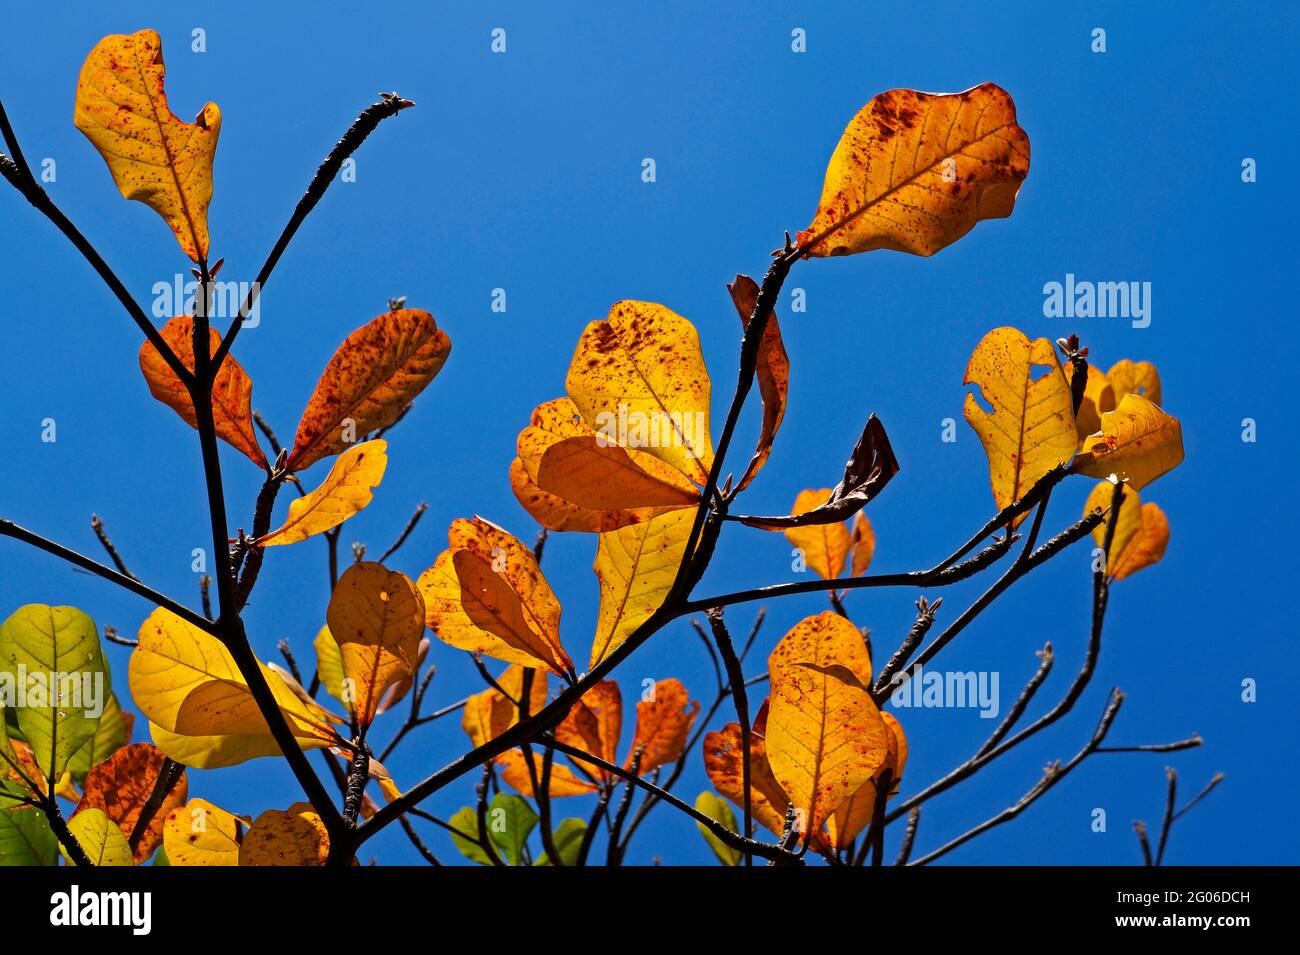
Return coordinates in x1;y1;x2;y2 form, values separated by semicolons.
498;750;598;797
797;83;1029;257
702;705;792;839
239;803;330;866
783;490;852;580
461;665;549;749
826;712;908;850
286;309;451;472
1073;394;1184;490
139;316;267;469
850;513;876;577
1111;503;1170;581
727;275;790;491
554;681;622;782
72;743;187;863
627;678;699;774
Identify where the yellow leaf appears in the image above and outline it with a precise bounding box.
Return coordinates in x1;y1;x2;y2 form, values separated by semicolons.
286;309;451;472
162;797;245;866
259;440;387;546
826;711;908;850
419;518;573;676
765;612;890;839
64;807;134;866
74;30;219;262
554;681;622;782
784;489;852;579
1106;359;1162;407
326;563;424;728
1085;479;1142;569
565;301;714;485
1085;482;1169;581
590;508;694;668
139;316;268;469
461;665;548;749
1074;394;1184;490
129;608;339;767
963;327;1077;525
727;275;790;491
627;678;699;774
1111;503;1170;581
312;626;351;715
148;723;290;770
797;83;1029;257
1075;363;1116;439
239;803;329;866
850;513;876;577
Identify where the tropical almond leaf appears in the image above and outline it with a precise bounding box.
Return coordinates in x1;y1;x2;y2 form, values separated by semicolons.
498;749;599;798
534;818;587;866
694;791;741;866
553;681;622;782
326;562;425;728
702;708;791;839
1085;481;1169;581
72;742;186;863
461;665;548;749
797;83;1029;257
0;604;107;782
162;797;245;866
64;807;134;866
66;693;132;786
486;792;538;866
239;803;329;866
765;612;889;839
850;513;876;577
1106;359;1162;407
738;416;900;530
1073;394;1183;490
312;626;351;715
727;274;790;491
963;327;1077;525
0;783;58;866
139;315;268;469
781;489;852;580
419;517;573;677
590;508;694;668
826;711;908;850
627;677;699;774
259;439;387;546
1076;363;1117;439
565;301;715;485
286;309;451;472
448;806;495;865
1111;502;1170;581
74;30;220;262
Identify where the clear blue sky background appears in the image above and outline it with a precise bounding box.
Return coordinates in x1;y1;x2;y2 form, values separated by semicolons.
1;1;1295;866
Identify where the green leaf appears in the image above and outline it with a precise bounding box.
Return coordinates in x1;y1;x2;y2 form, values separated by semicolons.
487;792;538;866
0;781;57;866
534;817;587;866
448;806;495;866
62;807;134;866
0;605;107;782
695;791;741;866
66;693;129;784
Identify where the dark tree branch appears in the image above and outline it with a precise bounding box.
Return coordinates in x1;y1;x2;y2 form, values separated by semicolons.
89;514;135;581
706;608;753;864
379;502;428;564
127;757;184;853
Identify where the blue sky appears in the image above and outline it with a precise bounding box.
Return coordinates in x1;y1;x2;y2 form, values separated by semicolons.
1;1;1295;865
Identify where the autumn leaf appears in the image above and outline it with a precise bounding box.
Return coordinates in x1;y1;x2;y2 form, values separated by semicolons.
461;665;548;749
627;678;699;773
0;604;107;781
783;489;852;579
590;508;694;668
286;309;451;472
703;707;792;839
963;327;1077;524
64;807;134;866
565;301;715;485
1073;394;1184;490
850;513;876;577
498;751;599;798
1084;481;1169;581
797;83;1029;257
825;711;908;851
162;797;245;866
737;416;899;529
554;681;622;782
67;694;133;785
694;791;741;866
74;30;220;262
326;562;424;728
139;316;268;469
765;612;890;840
259;440;387;546
727;274;790;491
1076;363;1116;439
1111;503;1170;580
239;803;329;866
72;742;186;863
420;517;573;677
1106;359;1162;407
129;608;339;767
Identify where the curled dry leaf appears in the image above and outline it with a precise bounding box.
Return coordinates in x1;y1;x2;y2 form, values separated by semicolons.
286;309;451;472
1073;394;1184;490
162;797;245;866
72;742;187;863
512;397;698;533
590;508;694;668
419;518;573;677
963;327;1077;525
627;677;700;773
259;440;388;546
239;803;329;866
565;301;715;485
727;274;790;491
139;316;268;469
74;29;220;262
798;83;1029;257
326;563;425;728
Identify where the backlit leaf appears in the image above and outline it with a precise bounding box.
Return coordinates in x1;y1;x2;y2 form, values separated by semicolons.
326;562;425;728
487;792;537;866
694;791;741;866
782;489;852;580
498;751;599;798
461;665;548;749
162;797;245;866
72;742;186;863
627;677;699;773
1085;481;1170;581
797;83;1029;257
702;707;791;839
64;807;134;866
66;693;132;785
139;316;267;469
1106;359;1162;407
554;681;622;782
1111;503;1169;581
419;517;573;676
534;818;587;866
74;30;220;262
259;440;387;546
448;806;494;865
239;803;328;866
590;508;694;668
565;301;714;485
1073;394;1184;490
825;711;907;850
0;782;58;866
312;627;352;715
850;513;876;577
963;327;1077;525
727;275;790;491
1075;363;1116;439
286;309;451;472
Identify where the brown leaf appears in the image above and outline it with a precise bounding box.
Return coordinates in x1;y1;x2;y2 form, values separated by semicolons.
727;275;790;491
72;743;187;863
626;678;699;773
